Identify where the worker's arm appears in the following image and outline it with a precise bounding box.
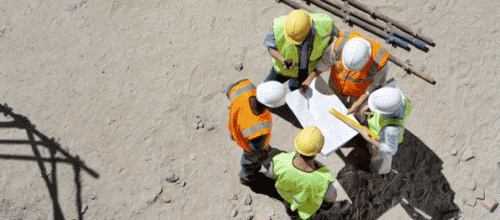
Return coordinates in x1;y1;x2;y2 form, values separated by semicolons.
264;28;296;70
357;126;382;149
299;70;321;92
265;161;276;179
347;64;389;115
315;43;336;73
347;93;368;115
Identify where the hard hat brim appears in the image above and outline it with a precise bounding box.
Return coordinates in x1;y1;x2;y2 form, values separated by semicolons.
368;92;405;114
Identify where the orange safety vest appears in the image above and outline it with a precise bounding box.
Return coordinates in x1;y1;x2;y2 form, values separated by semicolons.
227;79;272;152
330;31;391;97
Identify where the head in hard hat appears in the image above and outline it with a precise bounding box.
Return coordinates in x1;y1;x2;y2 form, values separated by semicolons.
284;9;313;45
367;87;405;115
295;126;324;157
256;81;287;108
342;37;372;72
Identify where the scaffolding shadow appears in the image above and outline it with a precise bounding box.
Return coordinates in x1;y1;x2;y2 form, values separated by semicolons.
0;103;99;220
334;130;460;220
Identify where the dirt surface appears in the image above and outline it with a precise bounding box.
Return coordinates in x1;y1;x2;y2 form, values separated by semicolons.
1;0;500;219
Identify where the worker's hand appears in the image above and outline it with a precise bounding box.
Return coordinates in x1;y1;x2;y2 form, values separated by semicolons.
282;60;297;70
361;105;371;116
347;103;361;115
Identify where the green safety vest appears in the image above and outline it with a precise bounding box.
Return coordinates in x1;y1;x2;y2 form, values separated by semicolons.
273;152;335;219
272;14;334;78
367;97;412;143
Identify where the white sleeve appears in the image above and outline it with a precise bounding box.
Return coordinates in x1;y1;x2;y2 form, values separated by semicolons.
378;125;402;156
315;43;336;73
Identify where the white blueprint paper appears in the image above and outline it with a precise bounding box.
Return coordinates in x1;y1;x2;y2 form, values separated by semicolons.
286;77;359;156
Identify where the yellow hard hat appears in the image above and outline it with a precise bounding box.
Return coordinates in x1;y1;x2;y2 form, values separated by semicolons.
294;126;324;156
284;9;312;45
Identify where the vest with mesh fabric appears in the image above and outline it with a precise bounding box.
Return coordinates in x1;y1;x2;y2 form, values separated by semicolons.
273;152;334;219
330;31;391;97
227;79;272;152
367;97;412;143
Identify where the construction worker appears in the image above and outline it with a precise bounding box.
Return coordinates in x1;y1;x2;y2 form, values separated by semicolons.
315;30;391;121
355;87;411;174
263;9;335;92
227;79;287;185
265;126;349;219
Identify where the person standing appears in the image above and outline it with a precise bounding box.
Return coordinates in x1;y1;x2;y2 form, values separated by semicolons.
227;79;287;185
266;126;349;219
355;87;412;175
315;30;391;121
263;9;335;92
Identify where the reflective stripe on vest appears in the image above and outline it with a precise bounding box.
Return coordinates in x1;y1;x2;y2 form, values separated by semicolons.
227;79;272;152
229;84;256;102
331;31;391;97
241;122;272;138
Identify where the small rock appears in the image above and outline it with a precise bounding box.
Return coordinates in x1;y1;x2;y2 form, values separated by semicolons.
190;153;196;161
207;125;215;131
66;4;77;12
165;172;179;183
231;208;238;217
475;188;485;200
417;65;426;72
460;149;474;162
198;123;204;129
240;205;252;213
222;167;228;173
468;180;476;191
231;194;238;201
450;148;458;156
428;4;436;11
89;194;97;200
163;198;172;203
245;213;255;220
482;197;499;212
467;198;476;207
233;62;243;71
80;203;88;214
243;193;252;205
192;123;199;129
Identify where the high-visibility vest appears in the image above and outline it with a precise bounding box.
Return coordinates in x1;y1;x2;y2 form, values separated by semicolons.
330;31;391;97
273;152;335;220
272;13;334;78
227;79;272;152
367;97;412;143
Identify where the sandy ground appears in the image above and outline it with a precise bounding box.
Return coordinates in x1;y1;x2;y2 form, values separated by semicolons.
1;0;500;219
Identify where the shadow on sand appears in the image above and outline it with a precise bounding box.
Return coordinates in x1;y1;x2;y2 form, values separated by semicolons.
335;130;460;220
0;104;99;220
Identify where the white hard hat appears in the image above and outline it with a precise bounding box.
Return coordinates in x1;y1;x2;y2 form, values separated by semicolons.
341;37;372;72
256;81;287;108
368;87;405;114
